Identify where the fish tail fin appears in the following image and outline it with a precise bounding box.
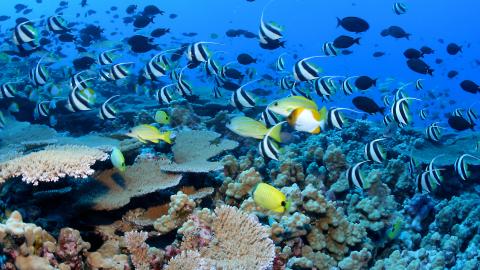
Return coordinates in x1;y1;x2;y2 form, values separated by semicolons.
373;78;377;86
428;69;434;76
319;106;328;121
336;17;341;27
267;122;283;143
406;34;411;40
354;37;361;45
380;107;386;115
162;130;172;144
280;41;286;48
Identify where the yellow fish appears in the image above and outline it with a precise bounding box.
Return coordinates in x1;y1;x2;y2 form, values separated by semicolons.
226;116;282;142
126;124;172;144
154;110;170;125
268;96;318;117
110;147;126;172
253;183;290;213
287;106;327;134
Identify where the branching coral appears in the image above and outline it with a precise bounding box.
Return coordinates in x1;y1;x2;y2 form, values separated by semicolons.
161;130;238;173
124;231;150;270
0;145;108;185
167;206;275;270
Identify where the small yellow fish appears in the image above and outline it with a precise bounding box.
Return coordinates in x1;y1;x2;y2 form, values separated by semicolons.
110;147;126;172
126;124;172;144
268;96;318;117
154;110;170;125
287;106;327;134
226;116;281;142
253;183;290;213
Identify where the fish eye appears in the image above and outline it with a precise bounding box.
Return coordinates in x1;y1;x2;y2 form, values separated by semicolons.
274;102;278;106
281;201;286;206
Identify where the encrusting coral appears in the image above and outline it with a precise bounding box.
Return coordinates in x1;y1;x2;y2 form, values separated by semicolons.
0;145;108;185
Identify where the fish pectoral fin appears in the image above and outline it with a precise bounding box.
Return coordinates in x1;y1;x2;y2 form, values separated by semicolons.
312;127;321;134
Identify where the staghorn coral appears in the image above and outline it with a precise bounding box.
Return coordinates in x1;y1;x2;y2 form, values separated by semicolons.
161;130;238;173
154;191;196;235
167;206;275;270
87;157;182;210
0;145;108;185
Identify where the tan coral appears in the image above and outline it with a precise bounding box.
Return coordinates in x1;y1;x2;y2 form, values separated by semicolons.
124;231;150;270
224;167;262;200
154;191;196;235
87;157;182;210
161;130;238;173
167;206;275;270
0;145;108;185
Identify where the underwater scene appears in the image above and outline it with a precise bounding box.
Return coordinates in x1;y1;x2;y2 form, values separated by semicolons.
0;0;480;269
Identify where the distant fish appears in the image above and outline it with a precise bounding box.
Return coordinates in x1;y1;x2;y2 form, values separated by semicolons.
99;95;120;120
448;115;474;131
66;87;96;112
447;43;462;55
276;53;286;72
373;51;385;58
415;79;424;90
29;59;49;87
454;154;480;181
407;59;434;76
47;16;69;33
0;83;16;99
237;53;257;65
460;80;479;94
98;49;120;65
337;16;369;33
35;101;50;119
419;109;428;120
322;42;339;56
383;114;393;126
355;76;377;91
420;46;434;55
447;70;459;79
212;85;222;98
352;96;384;115
342;76;358;95
393;3;407;15
110;62;133;80
425;122;443;142
333;35;360;49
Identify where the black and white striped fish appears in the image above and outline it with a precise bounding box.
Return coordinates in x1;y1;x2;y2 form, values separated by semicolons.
293;56;324;82
391;97;420;127
280;76;294;90
0;83;16;99
454;154;480;181
415;79;423;90
467;107;478;124
260;108;281;128
383;114;393;126
408;155;418;178
47;16;68;33
313;77;337;98
419;109;428;120
342;76;357;95
383;95;391;107
99;68;114;81
186;42;216;64
258;122;284;161
143;55;168;81
205;57;221;77
416;171;439;194
276;53;286;72
169;68;180;81
66;88;95;112
365;138;387;163
427;155;444;185
214;74;227;87
452;108;464;117
393;2;408;15
347;161;368;189
13;21;37;45
35;101;50;119
30;59;49;87
322;42;338;56
176;67;193;97
394;89;407;101
97;49;119;65
259;4;283;42
99;95;120;120
425;122;443;142
231;80;257;110
110;62;133;80
213;85;222;98
69;72;90;91
290;82;309;98
155;84;175;104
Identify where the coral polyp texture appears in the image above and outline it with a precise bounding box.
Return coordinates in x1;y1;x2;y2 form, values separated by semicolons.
0;145;108;185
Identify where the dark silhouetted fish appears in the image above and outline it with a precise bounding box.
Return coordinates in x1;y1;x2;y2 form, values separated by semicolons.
352;96;384;114
447;43;462;55
355;76;377;90
333;35;360;49
403;48;423;59
142;5;164;16
460;80;479;94
447;70;458;79
73;56;95;71
407;59;433;75
386;26;410;39
128;35;158;53
133;15;153;29
237;53;257;65
151;28;170;37
420;46;434;55
373;51;385;57
126;5;137;14
448;116;474;131
337;16;369;33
